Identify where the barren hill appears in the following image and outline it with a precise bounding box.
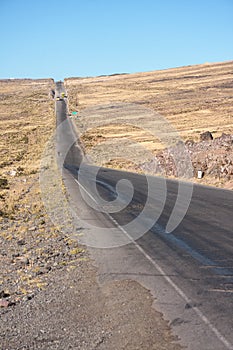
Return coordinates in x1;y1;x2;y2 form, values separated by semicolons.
65;61;233;188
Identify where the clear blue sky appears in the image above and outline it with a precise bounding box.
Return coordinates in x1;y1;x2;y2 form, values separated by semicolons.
0;0;233;81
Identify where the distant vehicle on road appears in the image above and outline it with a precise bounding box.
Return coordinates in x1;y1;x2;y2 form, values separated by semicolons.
61;92;67;98
56;92;67;101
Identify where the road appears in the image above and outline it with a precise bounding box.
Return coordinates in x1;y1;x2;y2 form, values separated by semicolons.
55;82;233;350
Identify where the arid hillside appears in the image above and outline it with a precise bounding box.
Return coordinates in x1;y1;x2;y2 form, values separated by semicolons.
0;79;54;174
65;61;233;188
0;79;55;217
0;79;83;306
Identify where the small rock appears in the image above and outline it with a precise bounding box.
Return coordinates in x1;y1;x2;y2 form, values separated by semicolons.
39;219;46;225
0;299;9;308
0;178;8;189
12;252;20;258
17;239;26;246
36;266;51;275
28;226;37;231
23;293;35;302
200;131;213;141
15;256;29;265
0;291;10;298
185;139;195;146
9;170;17;177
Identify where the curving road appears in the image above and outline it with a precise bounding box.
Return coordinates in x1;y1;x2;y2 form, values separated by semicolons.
55;82;233;350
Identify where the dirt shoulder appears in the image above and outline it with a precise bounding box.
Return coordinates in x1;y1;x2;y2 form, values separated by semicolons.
0;79;182;349
1;252;182;350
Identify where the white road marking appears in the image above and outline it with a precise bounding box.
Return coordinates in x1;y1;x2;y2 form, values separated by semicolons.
207;289;233;293
73;176;233;350
74;178;98;204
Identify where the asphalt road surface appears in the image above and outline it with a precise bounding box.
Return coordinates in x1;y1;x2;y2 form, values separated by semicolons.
55;82;233;350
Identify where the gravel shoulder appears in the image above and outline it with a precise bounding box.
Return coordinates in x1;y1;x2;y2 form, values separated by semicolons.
1;249;182;350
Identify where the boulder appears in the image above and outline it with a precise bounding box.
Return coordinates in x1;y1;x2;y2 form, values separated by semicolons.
200;131;213;141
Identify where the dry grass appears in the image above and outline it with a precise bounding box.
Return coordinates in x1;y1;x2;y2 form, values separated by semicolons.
65;61;233;141
0;79;83;299
65;61;233;187
0;78;55;217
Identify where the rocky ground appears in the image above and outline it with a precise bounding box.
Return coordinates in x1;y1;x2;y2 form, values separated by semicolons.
0;174;85;308
140;132;233;189
0;255;182;350
0;175;182;350
187;133;233;184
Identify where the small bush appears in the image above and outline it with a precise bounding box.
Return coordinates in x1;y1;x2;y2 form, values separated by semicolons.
0;178;9;189
21;135;29;144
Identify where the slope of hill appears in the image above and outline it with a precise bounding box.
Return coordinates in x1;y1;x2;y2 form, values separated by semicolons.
0;79;84;305
65;61;233;188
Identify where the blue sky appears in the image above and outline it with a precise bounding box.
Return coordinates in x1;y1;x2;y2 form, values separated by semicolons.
0;0;233;80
